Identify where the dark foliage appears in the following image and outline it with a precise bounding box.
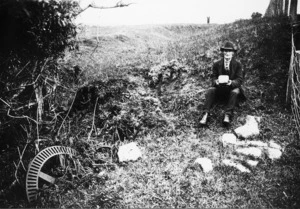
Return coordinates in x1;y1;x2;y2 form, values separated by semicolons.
251;12;263;19
0;0;79;207
63;78;169;143
0;0;78;146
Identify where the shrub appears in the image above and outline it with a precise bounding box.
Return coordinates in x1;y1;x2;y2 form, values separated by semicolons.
251;12;263;20
0;0;79;144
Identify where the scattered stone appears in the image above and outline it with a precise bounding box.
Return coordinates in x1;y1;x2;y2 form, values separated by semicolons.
269;141;282;150
245;140;268;148
221;133;238;146
267;147;282;160
246;160;259;167
234;115;261;139
222;159;251;173
194;158;213;173
236;147;262;158
118;142;142;162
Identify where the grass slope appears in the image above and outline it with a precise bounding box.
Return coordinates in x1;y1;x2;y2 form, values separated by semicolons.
60;17;298;208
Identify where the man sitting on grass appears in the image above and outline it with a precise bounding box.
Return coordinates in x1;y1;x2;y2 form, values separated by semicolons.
199;41;245;126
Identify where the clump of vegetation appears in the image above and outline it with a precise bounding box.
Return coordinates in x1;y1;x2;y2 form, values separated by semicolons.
149;60;191;92
62;78;171;143
36;173;122;208
0;0;79;207
251;12;263;19
0;0;79;145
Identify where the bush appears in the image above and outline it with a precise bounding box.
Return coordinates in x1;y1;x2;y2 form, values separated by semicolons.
0;0;79;145
251;12;262;20
0;0;80;206
57;78;171;143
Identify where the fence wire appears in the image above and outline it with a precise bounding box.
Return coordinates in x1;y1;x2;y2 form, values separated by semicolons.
290;30;300;136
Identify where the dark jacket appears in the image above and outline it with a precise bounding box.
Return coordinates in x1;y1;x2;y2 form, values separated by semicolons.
211;58;246;100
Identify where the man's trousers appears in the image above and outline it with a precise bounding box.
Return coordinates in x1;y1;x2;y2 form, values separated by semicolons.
202;86;240;116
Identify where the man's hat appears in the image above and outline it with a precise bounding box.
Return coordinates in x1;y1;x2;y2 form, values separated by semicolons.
220;41;237;52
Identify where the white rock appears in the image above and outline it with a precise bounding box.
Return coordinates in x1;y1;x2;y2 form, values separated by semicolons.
234;115;261;139
118;142;142;162
222;159;251;173
236;147;262;158
221;133;238;146
267;147;282;160
269;141;282;150
195;158;213;173
246;160;259;167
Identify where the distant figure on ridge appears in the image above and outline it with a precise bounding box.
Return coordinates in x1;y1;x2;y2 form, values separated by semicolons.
207;16;210;24
199;41;246;126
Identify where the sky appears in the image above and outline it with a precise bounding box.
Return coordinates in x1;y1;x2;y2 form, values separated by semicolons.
75;0;271;26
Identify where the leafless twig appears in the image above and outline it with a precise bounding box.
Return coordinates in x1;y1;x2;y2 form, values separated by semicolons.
7;109;38;124
17;146;26;171
33;58;49;84
88;97;99;140
0;98;11;108
13;139;29;185
13;162;20;184
77;1;135;16
57;91;78;137
15;61;31;78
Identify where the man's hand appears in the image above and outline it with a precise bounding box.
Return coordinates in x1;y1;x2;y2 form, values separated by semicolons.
227;80;232;86
215;79;219;85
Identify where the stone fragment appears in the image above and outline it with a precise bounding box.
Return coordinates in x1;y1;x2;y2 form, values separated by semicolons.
267;147;282;160
118;142;142;162
234;115;261;139
246;160;259;167
222;159;251;173
221;133;238;146
269;141;282;150
194;158;213;173
245;140;268;148
236;147;262;158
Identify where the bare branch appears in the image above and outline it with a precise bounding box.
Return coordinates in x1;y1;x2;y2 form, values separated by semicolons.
7;108;38;124
57;90;78;137
0;98;11;108
88;97;99;140
90;1;135;9
76;0;136;16
15;61;31;78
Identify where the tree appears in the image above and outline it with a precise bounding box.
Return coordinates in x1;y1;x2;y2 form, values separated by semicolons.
0;0;135;148
284;0;289;15
265;0;284;16
0;0;79;145
265;0;298;20
290;0;298;21
251;12;263;20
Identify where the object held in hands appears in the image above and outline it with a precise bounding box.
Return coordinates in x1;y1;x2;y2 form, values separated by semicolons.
218;75;229;84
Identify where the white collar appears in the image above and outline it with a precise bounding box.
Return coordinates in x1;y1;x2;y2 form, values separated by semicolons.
224;58;232;63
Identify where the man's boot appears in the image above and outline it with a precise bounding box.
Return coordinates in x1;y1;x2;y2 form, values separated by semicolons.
223;113;230;126
199;112;209;125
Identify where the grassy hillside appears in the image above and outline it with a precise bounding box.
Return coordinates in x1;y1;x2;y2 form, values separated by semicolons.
76;18;290;102
1;16;299;208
